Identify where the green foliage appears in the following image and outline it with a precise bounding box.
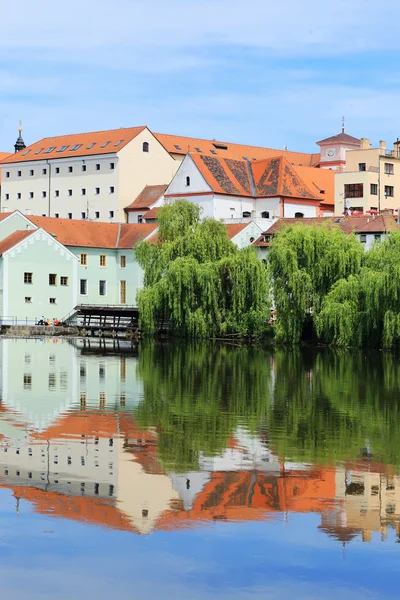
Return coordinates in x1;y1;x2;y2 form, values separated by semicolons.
136;200;270;338
267;223;364;343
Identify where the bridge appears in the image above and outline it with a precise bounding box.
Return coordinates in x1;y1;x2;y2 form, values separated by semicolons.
62;305;140;337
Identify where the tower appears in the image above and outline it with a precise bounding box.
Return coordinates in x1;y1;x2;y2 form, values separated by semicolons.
317;118;361;172
14;121;26;153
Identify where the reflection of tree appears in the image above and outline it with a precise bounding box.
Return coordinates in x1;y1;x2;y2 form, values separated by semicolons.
134;343;400;472
134;342;271;471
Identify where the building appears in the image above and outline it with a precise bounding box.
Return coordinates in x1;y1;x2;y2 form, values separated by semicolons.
163;152;334;226
124;184;167;223
335;138;400;215
0;127;177;222
317;127;361;172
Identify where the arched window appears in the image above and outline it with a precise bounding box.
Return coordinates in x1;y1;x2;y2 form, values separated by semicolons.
142;142;149;153
295;212;304;218
186;176;191;186
242;211;251;218
261;211;270;219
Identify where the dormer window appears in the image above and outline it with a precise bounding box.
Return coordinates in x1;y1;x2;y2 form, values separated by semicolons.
242;211;251;218
186;176;190;187
142;142;149;153
261;211;270;219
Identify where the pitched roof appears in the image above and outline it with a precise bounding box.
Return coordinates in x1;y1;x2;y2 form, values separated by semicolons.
26;215;157;248
294;166;334;206
0;127;147;164
124;184;168;212
0;230;35;255
261;215;400;237
188;153;321;201
142;207;161;220
316;132;360;145
225;222;252;238
155;132;320;167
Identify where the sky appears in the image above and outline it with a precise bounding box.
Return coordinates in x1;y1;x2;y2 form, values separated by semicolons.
2;0;400;153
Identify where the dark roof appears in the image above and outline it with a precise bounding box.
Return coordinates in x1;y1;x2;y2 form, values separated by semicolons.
316;132;361;145
261;215;400;237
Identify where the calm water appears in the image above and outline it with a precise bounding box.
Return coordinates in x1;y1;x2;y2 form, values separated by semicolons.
0;339;399;599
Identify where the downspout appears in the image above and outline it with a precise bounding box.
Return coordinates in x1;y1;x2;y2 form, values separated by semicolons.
46;160;51;216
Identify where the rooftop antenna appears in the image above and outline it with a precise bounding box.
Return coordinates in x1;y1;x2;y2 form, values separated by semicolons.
342;116;345;133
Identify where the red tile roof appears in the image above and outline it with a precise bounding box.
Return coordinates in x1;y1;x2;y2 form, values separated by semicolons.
225;222;251;238
261;215;400;237
155;132;320;167
142;207;161;220
124;185;168;212
317;132;360;145
294;166;334;206
26;215;157;248
0;230;35;255
0;127;147;164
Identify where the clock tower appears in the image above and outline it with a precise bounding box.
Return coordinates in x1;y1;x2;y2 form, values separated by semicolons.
317;121;360;171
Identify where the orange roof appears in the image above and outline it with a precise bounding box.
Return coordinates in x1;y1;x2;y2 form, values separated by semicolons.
295;166;334;206
142;207;161;220
124;184;168;212
225;222;251;238
155;132;320;167
26;215;157;248
0;153;12;183
252;157;320;200
0;127;147;164
0;230;35;255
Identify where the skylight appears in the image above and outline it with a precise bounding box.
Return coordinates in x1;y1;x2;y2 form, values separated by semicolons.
86;143;96;149
70;144;82;151
57;145;69;152
195;147;202;152
101;141;111;148
213;143;228;150
44;147;56;154
114;139;124;147
210;150;217;155
22;150;31;156
35;148;44;155
174;145;182;150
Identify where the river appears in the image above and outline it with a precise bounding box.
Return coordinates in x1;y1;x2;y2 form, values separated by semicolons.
0;338;398;599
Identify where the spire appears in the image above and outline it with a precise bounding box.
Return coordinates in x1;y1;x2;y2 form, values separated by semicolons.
14;120;26;153
342;116;345;134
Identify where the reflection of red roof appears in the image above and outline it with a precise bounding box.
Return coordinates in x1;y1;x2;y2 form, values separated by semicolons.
0;127;146;164
0;230;35;255
125;185;168;212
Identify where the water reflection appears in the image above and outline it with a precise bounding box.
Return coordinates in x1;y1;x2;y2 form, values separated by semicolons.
0;339;399;544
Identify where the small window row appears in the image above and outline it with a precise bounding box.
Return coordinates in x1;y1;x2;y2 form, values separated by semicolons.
24;273;69;285
6;187;115;201
5;162;116;178
80;254;126;268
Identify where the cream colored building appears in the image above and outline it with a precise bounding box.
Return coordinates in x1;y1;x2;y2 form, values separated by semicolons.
0;127;177;223
335;138;400;215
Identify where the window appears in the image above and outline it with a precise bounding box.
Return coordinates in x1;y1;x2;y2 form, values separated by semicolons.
49;274;57;285
242;211;251;218
35;148;43;155
114;140;123;147
5;193;9;200
261;211;270;219
210;150;217;155
109;210;114;218
70;144;82;151
42;191;46;198
109;186;114;193
81;188;86;195
80;254;87;266
55;190;59;197
23;375;32;389
186;176;190;186
142;142;149;152
138;214;143;223
81;212;86;219
24;272;33;284
55;167;60;173
99;280;107;296
99;254;107;267
95;187;100;194
5;171;9;178
44;147;55;154
375;234;382;241
358;163;366;171
82;164;87;172
344;183;363;198
55;213;60;218
57;145;69;152
195;147;202;152
96;163;100;171
80;279;87;295
86;143;95;150
61;276;68;286
95;211;100;219
68;166;73;173
101;141;110;148
49;298;56;304
17;193;21;199
295;212;304;218
25;297;32;303
29;192;34;199
42;168;47;175
360;234;367;243
120;255;126;268
385;163;394;175
110;162;115;169
120;280;126;304
174;144;182;150
385;185;394;197
370;183;378;195
68;189;72;196
68;213;72;219
30;169;34;176
17;171;21;177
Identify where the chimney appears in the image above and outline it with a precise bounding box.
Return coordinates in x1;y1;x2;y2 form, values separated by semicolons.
360;138;370;150
379;140;386;153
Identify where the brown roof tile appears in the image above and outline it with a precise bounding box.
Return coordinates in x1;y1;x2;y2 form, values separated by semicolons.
142;207;161;220
316;132;360;145
225;223;251;238
0;230;35;255
0;127;147;164
124;184;168;211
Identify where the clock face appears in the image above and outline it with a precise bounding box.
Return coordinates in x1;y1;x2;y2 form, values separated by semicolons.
326;148;336;158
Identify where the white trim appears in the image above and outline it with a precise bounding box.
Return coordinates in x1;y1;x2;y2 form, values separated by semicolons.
3;228;78;262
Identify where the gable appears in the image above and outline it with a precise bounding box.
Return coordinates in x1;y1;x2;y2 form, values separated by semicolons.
165;155;212;196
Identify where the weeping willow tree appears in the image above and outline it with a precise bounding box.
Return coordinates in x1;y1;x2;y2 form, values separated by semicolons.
316;230;400;348
135;200;270;338
267;223;364;343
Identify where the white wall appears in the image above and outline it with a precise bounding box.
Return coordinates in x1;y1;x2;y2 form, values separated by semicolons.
165;154;212;196
283;202;318;218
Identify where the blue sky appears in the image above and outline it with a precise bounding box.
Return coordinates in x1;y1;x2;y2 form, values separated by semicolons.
2;0;400;153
